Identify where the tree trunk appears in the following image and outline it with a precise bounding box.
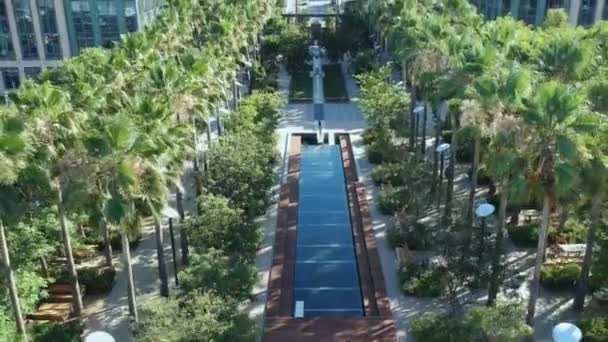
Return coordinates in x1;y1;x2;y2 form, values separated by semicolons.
487;177;510;306
467;137;481;226
176;187;189;266
409;84;417;151
101;215;112;268
40;256;50;278
526;194;552;325
121;230;138;323
79;224;86;238
444;110;458;222
216;107;223;137
573;194;602;311
557;205;569;233
431;116;440;195
154;218;169;297
419;102;427;157
176;188;185;221
0;219;27;339
56;180;84;317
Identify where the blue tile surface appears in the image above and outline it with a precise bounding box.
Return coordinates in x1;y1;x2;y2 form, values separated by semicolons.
294;144;363;317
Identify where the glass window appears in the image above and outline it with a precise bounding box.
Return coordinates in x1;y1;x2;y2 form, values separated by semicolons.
578;0;596;25
125;1;137;32
71;0;94;51
13;0;38;59
519;0;538;24
24;66;40;79
2;68;20;89
37;0;61;59
604;1;608;19
97;1;119;48
0;1;14;59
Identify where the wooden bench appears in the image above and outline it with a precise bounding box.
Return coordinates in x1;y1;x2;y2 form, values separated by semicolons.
27;302;72;322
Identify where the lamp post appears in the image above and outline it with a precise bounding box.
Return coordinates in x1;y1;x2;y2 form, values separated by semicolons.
162;206;180;287
553;322;582;342
475;203;495;268
84;331;115;342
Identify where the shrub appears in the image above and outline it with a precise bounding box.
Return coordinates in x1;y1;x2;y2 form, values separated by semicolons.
135;291;255;342
541;264;581;290
378;187;406;215
29;321;84;342
2;269;48;315
188;194;262;260
404;222;433;250
548;219;587;244
464;304;533;341
371;163;404;186
107;228;142;251
508;222;539;247
78;266;116;295
367;139;399;165
225;91;283;140
386;224;406;249
410;304;532;342
251;61;279;91
352;49;377;75
400;262;445;297
0;310;17;342
579;315;608;342
361;127;383;146
410;312;459;342
204;132;276;218
179;249;257;301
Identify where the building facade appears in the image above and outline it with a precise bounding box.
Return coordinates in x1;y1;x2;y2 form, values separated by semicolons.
0;0;162;93
473;0;606;26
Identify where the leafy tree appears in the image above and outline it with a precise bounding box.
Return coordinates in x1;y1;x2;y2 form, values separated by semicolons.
522;81;589;324
188;194;262;260
573;81;608;311
0;105;32;337
204;132;275;219
135;291;255;342
355;66;411;136
180;249;256;301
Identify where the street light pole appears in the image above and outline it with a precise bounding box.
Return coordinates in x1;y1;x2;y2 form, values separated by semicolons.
168;218;179;286
475;203;496;270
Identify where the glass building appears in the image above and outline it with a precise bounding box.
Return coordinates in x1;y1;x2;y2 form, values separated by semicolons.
0;0;163;94
473;0;605;26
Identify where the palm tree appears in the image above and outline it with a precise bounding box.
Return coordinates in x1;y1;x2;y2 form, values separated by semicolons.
0;110;29;338
573;80;608;311
10;82;86;317
521;81;588;324
481;66;531;305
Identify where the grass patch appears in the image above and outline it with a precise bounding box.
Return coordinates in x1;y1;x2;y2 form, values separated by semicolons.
323;64;348;99
289;64;348;100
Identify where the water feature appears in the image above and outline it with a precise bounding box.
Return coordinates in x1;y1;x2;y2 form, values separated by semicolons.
293;143;363;317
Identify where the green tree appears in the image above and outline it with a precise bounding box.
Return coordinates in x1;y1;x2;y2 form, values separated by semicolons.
522;81;589;324
0;109;29;338
135;291;255;342
573;80;608;311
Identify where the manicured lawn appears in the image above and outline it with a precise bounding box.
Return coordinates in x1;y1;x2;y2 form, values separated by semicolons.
290;70;313;99
323;64;348;99
289;64;348;100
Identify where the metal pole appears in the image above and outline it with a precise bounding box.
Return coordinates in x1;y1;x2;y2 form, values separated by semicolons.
168;218;179;286
439;152;445;181
479;218;486;266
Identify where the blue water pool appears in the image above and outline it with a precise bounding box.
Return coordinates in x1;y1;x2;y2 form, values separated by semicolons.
294;144;363;317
